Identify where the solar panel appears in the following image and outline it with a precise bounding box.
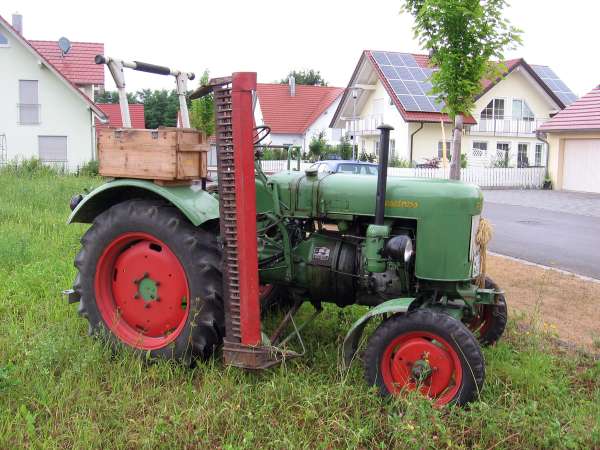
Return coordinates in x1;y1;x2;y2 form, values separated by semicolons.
531;65;577;106
371;51;443;113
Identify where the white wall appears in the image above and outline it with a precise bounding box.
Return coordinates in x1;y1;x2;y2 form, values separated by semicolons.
304;95;343;145
0;23;95;170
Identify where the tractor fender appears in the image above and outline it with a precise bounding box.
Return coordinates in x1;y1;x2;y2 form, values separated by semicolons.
342;297;416;369
68;179;220;226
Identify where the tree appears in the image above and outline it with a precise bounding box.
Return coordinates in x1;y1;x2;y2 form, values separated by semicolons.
189;70;215;136
280;69;328;86
94;90;140;104
308;131;328;161
137;89;181;129
402;0;521;179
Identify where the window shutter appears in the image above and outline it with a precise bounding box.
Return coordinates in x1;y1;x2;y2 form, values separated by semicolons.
38;136;67;162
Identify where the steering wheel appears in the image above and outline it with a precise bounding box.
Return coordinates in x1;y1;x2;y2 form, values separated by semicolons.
253;125;271;146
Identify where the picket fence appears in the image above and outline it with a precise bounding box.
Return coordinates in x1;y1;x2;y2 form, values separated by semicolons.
208;161;546;189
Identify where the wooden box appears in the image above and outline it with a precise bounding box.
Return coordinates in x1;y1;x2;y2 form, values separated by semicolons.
98;127;208;182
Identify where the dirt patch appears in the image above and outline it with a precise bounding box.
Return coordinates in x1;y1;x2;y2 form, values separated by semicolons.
487;254;600;350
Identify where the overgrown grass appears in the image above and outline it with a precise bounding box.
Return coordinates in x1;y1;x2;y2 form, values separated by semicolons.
0;172;599;449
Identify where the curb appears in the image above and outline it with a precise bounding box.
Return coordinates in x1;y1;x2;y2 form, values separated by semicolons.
489;252;600;284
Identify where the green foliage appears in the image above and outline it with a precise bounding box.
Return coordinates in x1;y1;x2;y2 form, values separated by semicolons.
389;157;411;168
0;173;599;448
79;160;100;177
137;89;183;129
402;0;521;118
359;151;369;162
94;90;140;104
280;69;328;86
0;157;64;177
337;136;354;160
189;70;215;136
460;152;468;169
308;131;328;161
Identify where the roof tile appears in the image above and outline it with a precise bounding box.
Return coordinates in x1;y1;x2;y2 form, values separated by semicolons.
29;40;104;85
95;103;145;129
257;84;343;134
539;86;600;132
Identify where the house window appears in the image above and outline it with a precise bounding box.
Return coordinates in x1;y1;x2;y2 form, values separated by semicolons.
0;32;8;47
513;99;534;121
517;143;529;167
38;136;67;165
437;140;452;159
496;142;510;166
18;80;40;125
481;98;505;120
535;143;543;166
472;141;488;157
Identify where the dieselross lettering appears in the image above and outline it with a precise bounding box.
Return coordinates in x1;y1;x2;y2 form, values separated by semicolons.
384;199;419;209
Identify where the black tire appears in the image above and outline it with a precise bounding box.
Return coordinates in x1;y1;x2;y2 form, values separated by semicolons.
364;309;485;406
467;277;508;346
73;199;224;364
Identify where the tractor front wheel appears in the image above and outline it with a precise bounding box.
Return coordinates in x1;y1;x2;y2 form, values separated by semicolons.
73;199;224;364
466;277;508;346
364;309;485;406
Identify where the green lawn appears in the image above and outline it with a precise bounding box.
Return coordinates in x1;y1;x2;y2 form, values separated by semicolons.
0;171;599;449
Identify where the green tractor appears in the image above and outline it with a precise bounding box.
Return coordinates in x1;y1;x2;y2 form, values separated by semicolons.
66;70;506;407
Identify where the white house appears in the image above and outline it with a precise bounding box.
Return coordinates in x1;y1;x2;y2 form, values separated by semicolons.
331;50;577;168
0;14;107;170
255;79;344;152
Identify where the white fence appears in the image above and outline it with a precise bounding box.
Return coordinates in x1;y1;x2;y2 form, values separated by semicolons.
208;161;546;189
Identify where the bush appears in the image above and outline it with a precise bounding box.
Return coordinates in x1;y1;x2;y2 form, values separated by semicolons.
79;160;99;177
0;157;63;177
389;157;411;168
461;153;468;169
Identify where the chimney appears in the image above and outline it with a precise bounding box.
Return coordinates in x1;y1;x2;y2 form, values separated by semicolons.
288;75;296;97
12;13;23;35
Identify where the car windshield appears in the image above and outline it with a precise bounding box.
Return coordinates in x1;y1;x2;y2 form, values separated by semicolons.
336;163;378;175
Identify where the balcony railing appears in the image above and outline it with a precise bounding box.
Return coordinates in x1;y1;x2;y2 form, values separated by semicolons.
344;114;384;137
468;116;547;136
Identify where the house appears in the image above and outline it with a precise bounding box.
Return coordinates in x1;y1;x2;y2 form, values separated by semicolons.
0;13;107;170
539;85;600;193
255;79;344;152
331;50;577;168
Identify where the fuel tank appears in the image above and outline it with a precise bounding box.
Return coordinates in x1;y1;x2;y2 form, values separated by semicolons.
265;171;483;281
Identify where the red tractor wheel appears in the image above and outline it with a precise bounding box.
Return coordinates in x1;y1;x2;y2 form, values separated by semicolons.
466;277;507;346
364;309;485;407
73;200;224;363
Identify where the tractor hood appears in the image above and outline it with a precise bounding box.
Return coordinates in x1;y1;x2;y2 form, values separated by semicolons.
266;171;483;220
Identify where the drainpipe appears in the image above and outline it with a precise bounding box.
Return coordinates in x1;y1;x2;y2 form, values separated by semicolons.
409;122;424;166
536;130;550;178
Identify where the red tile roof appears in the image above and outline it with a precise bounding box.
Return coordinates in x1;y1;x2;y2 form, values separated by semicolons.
256;83;343;134
539;86;600;132
29;40;104;86
95;103;145;129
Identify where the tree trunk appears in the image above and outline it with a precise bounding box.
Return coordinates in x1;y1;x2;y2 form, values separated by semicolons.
450;114;464;180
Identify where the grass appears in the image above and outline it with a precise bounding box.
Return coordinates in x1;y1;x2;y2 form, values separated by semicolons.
0;170;599;449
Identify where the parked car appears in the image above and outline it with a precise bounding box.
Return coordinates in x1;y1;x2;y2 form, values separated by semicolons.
309;160;378;175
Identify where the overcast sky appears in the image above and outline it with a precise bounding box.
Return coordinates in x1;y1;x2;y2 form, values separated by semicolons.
2;1;596;96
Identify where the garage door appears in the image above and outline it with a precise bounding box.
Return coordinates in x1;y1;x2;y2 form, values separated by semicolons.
563;139;600;193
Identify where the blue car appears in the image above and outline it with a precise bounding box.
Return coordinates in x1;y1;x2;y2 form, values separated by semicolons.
309;160;378;175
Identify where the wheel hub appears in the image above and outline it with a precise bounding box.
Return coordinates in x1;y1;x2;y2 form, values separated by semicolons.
95;232;190;350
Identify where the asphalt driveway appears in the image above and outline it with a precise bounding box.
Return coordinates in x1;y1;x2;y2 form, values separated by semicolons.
483;190;600;279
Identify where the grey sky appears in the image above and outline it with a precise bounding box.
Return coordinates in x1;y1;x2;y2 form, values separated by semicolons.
2;1;596;96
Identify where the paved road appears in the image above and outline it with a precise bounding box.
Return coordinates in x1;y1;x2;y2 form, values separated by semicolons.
483;193;600;279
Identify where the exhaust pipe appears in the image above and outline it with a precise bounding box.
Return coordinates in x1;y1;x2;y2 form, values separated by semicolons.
374;124;393;225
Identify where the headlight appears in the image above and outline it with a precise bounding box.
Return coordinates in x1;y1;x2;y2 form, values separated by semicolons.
384;235;414;263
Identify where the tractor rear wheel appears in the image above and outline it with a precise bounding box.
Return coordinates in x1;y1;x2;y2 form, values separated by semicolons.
73;199;224;364
466;277;507;346
364;309;485;407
